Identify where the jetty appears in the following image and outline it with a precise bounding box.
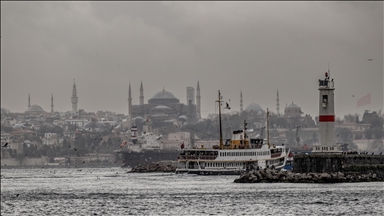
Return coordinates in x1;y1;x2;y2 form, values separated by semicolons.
234;167;384;183
128;160;177;173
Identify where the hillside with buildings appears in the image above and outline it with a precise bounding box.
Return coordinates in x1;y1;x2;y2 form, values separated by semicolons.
1;80;383;167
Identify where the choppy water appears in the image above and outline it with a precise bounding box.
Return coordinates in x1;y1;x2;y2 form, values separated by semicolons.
1;167;383;215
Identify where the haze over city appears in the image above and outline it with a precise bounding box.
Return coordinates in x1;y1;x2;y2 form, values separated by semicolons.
1;2;383;118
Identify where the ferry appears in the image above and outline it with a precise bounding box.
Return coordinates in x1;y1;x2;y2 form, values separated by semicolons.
175;90;290;175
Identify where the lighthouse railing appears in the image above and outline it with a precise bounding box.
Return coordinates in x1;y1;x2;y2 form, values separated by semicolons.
319;80;334;88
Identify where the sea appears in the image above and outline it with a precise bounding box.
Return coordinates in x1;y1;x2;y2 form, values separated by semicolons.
1;167;383;215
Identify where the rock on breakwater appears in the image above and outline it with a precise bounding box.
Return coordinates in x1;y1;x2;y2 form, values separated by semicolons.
234;168;384;183
128;162;176;173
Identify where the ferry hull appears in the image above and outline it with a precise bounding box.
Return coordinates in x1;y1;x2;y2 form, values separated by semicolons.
176;169;245;175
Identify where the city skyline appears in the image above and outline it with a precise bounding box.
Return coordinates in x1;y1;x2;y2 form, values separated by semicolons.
1;2;383;118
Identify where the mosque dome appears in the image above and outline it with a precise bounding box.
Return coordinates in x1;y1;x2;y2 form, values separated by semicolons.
197;119;205;123
286;103;300;108
245;103;264;113
13;123;26;129
178;115;187;120
83;122;93;128
25;104;45;113
148;89;180;104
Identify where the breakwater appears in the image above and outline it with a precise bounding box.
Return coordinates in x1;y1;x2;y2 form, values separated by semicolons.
234;168;384;183
128;161;177;173
235;154;384;183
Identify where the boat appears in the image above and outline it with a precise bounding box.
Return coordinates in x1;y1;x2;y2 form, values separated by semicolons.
175;90;291;175
283;151;294;171
117;121;179;168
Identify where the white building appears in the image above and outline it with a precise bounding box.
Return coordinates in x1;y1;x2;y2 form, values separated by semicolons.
65;119;88;128
42;133;59;146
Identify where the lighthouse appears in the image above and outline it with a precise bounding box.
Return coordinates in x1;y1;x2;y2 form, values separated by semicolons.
313;71;342;154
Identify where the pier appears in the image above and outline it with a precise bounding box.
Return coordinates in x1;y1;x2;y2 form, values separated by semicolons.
293;154;384;174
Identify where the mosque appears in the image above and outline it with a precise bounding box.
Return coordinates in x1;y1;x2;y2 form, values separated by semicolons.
24;93;52;116
25;80;78;116
128;81;201;127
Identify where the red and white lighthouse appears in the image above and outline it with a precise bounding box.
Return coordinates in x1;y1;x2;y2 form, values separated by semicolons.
313;71;342;154
318;71;335;146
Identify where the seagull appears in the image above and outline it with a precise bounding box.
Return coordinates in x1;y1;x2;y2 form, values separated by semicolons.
225;102;231;109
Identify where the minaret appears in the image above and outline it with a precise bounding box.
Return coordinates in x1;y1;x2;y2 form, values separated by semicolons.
71;79;78;113
28;94;30;107
240;91;243;112
276;89;280;116
196;80;201;119
51;94;54;113
128;82;132;119
139;81;144;106
318;70;335;147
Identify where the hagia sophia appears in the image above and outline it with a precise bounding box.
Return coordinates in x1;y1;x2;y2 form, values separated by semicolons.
128;81;201;127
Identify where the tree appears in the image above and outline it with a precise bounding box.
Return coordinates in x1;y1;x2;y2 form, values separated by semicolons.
67;124;79;132
370;118;383;139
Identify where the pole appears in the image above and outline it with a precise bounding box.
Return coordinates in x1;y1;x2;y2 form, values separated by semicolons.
267;108;270;148
217;90;223;149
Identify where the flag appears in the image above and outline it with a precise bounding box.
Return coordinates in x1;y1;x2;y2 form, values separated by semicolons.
120;141;128;148
357;93;371;108
180;142;184;149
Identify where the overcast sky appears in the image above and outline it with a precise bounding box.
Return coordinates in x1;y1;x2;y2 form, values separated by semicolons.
1;2;383;119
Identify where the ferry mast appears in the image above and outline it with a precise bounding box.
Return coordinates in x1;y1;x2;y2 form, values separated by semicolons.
216;90;224;149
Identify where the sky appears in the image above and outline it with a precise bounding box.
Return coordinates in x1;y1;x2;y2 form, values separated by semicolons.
1;1;383;119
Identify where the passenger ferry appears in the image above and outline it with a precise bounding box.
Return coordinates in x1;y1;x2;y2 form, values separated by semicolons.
175;90;290;175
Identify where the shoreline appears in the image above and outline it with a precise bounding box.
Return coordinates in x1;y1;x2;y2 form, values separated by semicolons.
0;164;123;169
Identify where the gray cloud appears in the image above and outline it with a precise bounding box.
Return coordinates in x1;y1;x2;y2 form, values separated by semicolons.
1;2;382;118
